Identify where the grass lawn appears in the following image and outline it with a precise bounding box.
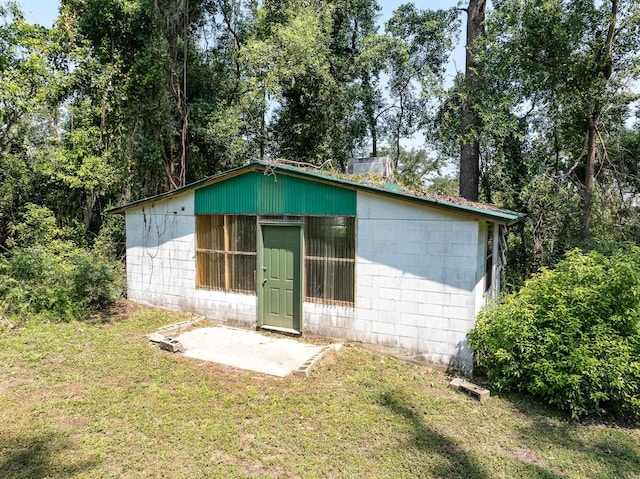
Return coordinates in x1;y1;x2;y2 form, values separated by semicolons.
1;302;638;479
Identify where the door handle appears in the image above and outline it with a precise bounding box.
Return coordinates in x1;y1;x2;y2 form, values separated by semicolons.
262;278;267;286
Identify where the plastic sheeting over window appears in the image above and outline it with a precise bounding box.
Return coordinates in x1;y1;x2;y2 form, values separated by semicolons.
196;215;257;293
196;214;355;304
304;217;355;304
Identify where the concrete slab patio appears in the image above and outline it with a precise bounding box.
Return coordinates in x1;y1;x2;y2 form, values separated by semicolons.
174;326;331;377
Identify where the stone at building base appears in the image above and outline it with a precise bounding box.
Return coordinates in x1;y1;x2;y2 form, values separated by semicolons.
449;377;490;402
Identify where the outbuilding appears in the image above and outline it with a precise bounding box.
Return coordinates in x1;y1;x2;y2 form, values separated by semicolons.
109;160;522;372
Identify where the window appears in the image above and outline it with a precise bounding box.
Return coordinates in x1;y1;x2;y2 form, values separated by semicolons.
196;215;257;293
485;222;495;294
304;216;355;305
485;223;505;300
195;214;355;303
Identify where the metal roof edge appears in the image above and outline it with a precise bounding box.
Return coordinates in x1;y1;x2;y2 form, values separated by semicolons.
106;159;525;224
255;162;525;225
105;162;260;214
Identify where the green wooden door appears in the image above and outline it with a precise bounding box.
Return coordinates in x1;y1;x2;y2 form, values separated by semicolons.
260;225;302;332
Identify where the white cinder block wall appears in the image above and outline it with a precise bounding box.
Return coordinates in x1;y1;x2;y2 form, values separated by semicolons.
305;192;486;371
125;190;488;372
125;193;256;328
125;195;195;308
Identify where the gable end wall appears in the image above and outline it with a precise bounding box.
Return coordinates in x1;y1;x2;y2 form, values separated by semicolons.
303;192;485;371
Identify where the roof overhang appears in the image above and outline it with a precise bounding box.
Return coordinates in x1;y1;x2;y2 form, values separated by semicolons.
106;161;525;225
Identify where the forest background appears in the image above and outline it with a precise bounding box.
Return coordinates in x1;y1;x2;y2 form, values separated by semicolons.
1;0;639;304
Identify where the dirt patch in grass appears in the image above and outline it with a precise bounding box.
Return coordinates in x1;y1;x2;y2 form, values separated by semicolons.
87;299;141;324
0;377;35;393
511;447;548;467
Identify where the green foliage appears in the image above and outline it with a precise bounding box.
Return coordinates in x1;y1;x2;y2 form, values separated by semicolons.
0;204;124;323
242;0;365;166
430;0;640;287
469;245;640;422
0;3;52;146
375;145;442;189
385;4;459;165
0;1;58;244
8;203;61;247
426;174;458;196
92;213;125;258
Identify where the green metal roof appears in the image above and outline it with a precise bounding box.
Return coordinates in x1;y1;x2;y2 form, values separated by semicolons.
107;160;524;225
195;170;356;216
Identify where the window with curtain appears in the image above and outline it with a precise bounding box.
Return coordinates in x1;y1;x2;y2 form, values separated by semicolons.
196;215;257;293
304;216;355;305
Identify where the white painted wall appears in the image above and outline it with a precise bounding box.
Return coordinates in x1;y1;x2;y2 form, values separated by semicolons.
124;193;257;328
124;189;489;372
304;192;486;372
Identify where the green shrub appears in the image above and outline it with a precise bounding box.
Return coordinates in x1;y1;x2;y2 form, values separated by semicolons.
0;243;125;323
0;204;125;323
469;245;640;422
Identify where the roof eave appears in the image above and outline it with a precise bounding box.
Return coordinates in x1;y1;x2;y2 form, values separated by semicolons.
263;164;524;225
106;161;525;225
105;162;260;214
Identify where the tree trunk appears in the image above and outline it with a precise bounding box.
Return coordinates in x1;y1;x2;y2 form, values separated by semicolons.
260;81;266;161
83;192;96;235
160;0;189;190
581;0;617;239
362;73;378;158
459;0;486;201
582;118;597;238
371;129;377;158
178;0;189;188
394;90;404;170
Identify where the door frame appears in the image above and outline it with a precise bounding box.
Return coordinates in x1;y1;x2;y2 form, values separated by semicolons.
257;220;304;334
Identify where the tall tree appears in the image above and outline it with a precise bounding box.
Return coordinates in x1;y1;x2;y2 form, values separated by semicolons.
60;0;251;198
459;0;485;201
464;0;640;282
581;0;618;238
483;0;639;238
243;0;386;169
0;1;56;243
385;4;458;169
